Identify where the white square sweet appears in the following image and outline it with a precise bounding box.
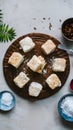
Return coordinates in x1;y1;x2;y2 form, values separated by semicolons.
52;58;66;72
13;72;30;88
46;74;61;89
19;36;35;53
27;55;42;72
29;82;43;97
41;40;56;55
8;52;24;68
36;56;46;73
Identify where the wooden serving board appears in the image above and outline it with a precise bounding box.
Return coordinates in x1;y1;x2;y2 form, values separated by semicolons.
3;33;70;100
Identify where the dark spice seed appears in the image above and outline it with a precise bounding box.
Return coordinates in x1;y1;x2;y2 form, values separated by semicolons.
33;27;37;30
49;23;52;30
59;19;62;22
43;18;46;20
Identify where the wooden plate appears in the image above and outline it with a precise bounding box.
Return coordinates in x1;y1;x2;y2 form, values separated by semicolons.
3;33;70;100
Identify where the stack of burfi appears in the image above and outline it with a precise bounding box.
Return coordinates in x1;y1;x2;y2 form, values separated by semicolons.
8;36;66;97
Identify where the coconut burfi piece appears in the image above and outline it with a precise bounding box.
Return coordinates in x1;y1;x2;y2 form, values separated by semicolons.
41;40;56;55
46;74;61;90
27;55;42;72
36;56;46;73
29;82;43;97
13;72;30;88
19;36;35;53
8;52;24;68
52;58;66;72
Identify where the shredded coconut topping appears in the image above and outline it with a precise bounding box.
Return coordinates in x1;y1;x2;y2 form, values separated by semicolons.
61;97;73;117
1;92;13;106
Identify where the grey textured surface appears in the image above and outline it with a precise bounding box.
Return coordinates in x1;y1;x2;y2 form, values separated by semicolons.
0;0;73;130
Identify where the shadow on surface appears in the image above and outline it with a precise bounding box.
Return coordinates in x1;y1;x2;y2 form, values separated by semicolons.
60;118;73;129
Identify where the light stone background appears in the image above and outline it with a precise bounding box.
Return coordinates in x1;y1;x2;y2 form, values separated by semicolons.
0;0;73;130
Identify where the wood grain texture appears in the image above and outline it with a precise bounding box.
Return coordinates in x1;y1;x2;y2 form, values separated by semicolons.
3;33;70;100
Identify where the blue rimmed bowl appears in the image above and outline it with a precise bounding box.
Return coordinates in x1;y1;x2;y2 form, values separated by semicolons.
58;94;73;122
0;90;16;111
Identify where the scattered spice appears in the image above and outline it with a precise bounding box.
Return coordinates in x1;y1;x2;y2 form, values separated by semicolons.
32;17;63;31
43;18;46;20
49;23;52;30
59;19;62;22
33;27;37;30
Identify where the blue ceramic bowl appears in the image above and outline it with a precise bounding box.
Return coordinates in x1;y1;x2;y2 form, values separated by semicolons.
58;94;73;122
0;91;16;111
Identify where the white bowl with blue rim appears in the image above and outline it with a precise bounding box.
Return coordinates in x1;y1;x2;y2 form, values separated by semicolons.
0;90;16;111
58;94;73;122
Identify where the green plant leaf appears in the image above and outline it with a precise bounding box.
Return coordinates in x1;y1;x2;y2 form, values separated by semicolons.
0;24;16;42
0;9;16;42
0;10;3;23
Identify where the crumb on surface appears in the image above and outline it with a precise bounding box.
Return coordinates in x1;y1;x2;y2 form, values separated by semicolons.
48;17;51;20
33;27;37;30
59;19;62;22
33;18;36;20
49;23;52;30
43;18;46;20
